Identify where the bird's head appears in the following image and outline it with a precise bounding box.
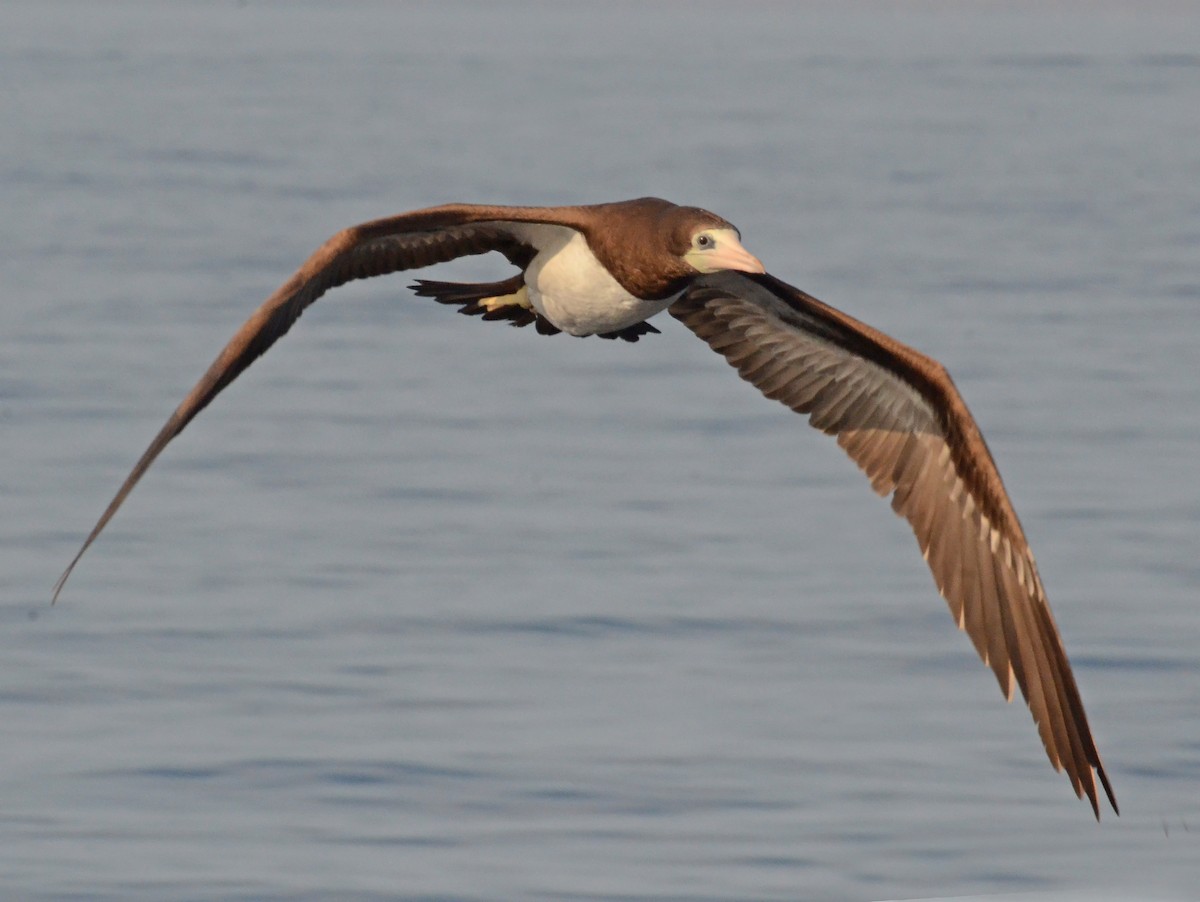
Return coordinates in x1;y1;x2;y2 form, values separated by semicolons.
583;198;766;299
680;221;765;276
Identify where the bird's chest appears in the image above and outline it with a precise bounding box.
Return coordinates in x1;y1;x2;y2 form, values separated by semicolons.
520;229;672;336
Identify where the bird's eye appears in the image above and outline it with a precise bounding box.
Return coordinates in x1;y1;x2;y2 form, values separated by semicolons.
695;234;714;249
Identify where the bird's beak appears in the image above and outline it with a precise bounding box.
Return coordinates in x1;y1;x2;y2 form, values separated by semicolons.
714;239;766;274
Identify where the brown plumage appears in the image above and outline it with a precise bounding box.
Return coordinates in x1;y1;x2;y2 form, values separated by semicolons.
54;198;1116;817
672;272;1116;818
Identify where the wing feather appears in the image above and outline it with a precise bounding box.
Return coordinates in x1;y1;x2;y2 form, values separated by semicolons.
670;270;1116;817
52;203;587;601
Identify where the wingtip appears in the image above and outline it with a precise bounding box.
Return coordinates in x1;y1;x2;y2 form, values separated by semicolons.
51;556;80;605
1080;760;1118;821
52;525;103;605
51;576;67;606
1098;764;1119;818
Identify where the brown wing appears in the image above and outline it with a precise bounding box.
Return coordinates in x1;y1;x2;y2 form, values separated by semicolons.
52;203;589;602
671;270;1116;818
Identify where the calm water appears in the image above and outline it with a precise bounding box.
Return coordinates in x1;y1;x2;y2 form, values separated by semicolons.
4;2;1199;899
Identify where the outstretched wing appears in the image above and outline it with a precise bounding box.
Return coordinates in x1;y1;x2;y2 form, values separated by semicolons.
671;270;1116;818
53;203;575;601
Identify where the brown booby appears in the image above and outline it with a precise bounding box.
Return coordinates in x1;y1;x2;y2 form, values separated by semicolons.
53;197;1117;817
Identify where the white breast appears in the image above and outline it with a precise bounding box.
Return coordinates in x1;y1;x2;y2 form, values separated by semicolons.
508;224;674;336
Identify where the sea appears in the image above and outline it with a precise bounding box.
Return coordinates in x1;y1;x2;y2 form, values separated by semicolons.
3;2;1199;899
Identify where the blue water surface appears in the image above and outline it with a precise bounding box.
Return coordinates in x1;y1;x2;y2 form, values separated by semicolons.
3;2;1199;899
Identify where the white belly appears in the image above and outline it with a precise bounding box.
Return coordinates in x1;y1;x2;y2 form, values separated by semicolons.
509;224;672;336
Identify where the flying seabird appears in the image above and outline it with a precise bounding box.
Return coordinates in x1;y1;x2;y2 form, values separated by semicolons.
53;197;1117;817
